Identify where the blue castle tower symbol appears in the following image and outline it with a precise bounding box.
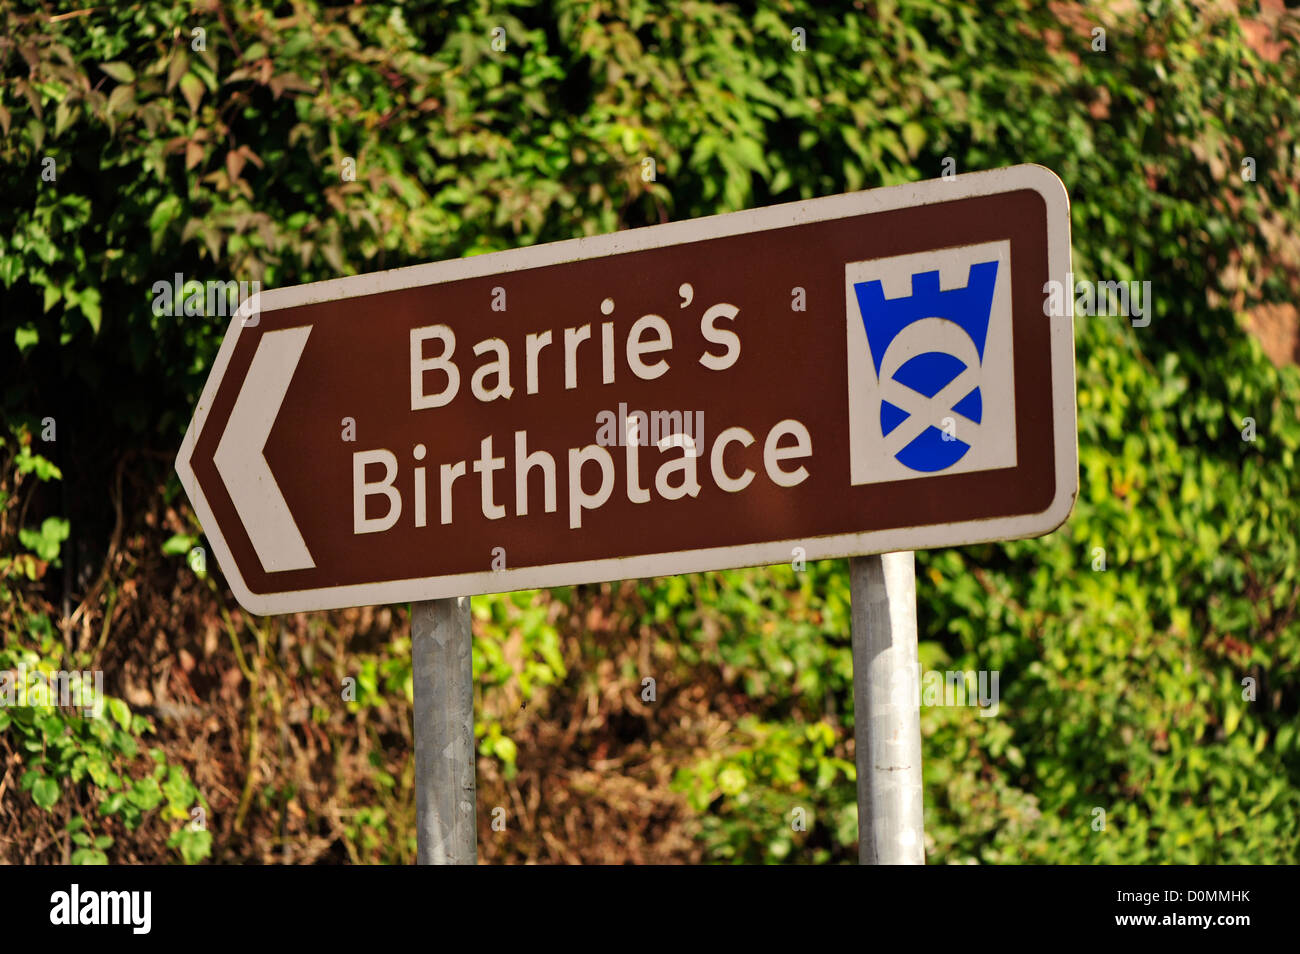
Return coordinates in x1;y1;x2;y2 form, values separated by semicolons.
853;261;999;472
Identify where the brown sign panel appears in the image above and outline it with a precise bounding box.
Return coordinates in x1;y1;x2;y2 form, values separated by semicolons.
176;165;1076;614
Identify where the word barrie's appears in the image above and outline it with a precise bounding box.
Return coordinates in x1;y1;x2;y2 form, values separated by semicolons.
407;304;742;410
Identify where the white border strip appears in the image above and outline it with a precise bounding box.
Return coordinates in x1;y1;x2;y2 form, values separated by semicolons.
176;163;1076;615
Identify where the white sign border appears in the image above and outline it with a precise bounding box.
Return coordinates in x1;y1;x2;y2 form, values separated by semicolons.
176;163;1076;616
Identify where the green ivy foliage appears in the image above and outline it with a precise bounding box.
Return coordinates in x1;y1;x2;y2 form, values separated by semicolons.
0;426;212;863
3;0;1299;863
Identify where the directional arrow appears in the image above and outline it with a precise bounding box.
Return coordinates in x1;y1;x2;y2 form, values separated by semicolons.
212;326;316;573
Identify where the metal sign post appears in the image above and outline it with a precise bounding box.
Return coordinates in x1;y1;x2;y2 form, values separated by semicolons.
172;164;1076;865
412;597;477;864
851;552;924;864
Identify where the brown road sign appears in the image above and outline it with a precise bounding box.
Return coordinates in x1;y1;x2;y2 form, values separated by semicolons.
176;164;1076;615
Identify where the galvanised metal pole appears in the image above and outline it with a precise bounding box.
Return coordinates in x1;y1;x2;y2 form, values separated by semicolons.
412;596;477;864
850;552;925;865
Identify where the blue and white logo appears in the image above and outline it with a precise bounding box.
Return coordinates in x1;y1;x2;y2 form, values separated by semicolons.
845;241;1017;486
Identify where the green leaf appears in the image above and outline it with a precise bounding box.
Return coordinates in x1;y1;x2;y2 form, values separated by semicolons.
493;735;517;765
162;533;196;556
14;325;38;353
32;777;59;810
16;447;62;481
54;101;74;137
19;516;70;562
106;698;132;732
79;287;102;333
99;62;135;84
167;49;189;92
171;827;213;865
180;73;204;114
902;122;926;156
128;777;163;811
106;84;134;117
